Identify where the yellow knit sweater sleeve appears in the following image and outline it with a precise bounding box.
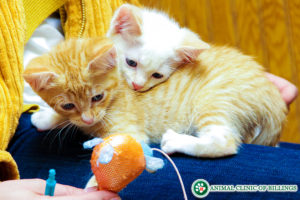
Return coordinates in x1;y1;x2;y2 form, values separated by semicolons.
0;0;66;181
0;0;25;180
61;0;140;39
23;0;67;42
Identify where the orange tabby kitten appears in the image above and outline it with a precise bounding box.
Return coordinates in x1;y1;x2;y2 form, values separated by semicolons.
24;38;287;158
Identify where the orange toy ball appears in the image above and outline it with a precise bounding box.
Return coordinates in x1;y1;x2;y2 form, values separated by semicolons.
90;134;146;192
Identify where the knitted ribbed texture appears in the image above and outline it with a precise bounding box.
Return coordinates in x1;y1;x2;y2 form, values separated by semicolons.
61;0;141;39
23;0;67;41
0;0;26;180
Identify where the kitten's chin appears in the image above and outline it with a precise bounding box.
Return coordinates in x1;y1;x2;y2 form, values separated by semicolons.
71;121;97;128
79;123;96;128
77;118;106;128
136;87;152;92
133;85;154;92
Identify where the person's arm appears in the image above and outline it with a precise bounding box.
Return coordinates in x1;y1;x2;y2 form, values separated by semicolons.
0;179;119;200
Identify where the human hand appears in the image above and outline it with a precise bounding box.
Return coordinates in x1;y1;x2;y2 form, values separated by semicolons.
0;179;120;200
266;72;298;106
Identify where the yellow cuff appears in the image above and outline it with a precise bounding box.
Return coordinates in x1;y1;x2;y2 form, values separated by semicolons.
23;104;40;113
0;151;19;181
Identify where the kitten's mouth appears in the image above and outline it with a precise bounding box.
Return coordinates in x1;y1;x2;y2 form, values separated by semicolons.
136;87;151;92
128;81;151;92
80;122;96;127
81;119;103;127
125;79;148;92
133;86;152;93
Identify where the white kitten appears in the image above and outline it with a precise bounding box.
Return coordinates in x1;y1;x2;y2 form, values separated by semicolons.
107;4;210;91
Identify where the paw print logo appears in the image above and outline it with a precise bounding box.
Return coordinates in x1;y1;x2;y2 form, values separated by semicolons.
191;179;210;198
195;182;206;193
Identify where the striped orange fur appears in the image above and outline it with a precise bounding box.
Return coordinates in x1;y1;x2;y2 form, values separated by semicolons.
24;38;287;158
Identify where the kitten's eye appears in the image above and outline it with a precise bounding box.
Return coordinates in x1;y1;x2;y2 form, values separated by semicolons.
92;93;104;102
62;103;75;110
126;58;137;67
152;73;164;79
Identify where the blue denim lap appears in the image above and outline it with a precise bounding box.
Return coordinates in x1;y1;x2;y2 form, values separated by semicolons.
8;113;300;200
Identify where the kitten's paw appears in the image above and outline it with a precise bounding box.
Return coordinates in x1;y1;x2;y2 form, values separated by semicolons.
85;175;98;189
31;110;60;131
161;129;183;154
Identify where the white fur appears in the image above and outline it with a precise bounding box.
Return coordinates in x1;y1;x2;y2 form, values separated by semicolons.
85;175;97;189
108;4;209;91
161;126;238;157
31;108;64;131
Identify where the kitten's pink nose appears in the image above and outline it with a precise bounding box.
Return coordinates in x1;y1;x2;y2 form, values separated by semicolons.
81;114;94;125
132;82;143;91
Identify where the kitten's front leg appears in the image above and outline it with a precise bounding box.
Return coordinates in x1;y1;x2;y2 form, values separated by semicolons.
161;126;239;158
31;108;67;131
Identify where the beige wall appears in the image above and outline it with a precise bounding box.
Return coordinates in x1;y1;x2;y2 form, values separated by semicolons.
140;0;300;143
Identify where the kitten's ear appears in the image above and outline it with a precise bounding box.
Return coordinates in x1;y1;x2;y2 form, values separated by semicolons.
175;47;204;64
108;4;142;40
23;72;58;91
176;29;210;64
24;55;58;91
88;47;116;75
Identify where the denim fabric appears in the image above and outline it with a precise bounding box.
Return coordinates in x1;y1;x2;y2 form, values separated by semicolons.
8;113;300;200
